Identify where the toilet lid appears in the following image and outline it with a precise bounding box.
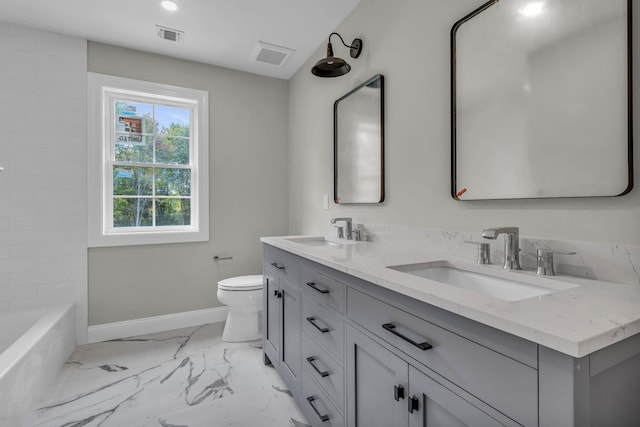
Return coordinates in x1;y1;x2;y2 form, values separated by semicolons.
218;274;263;291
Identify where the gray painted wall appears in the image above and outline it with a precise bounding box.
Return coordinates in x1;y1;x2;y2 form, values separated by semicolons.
288;0;640;245
88;42;289;325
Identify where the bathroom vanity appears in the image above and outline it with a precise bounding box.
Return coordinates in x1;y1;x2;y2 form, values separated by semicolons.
261;235;640;427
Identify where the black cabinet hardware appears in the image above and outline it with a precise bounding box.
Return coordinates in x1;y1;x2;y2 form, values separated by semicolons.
307;356;330;377
307;317;330;333
273;290;283;299
408;395;419;414
271;262;285;270
306;282;330;294
394;384;405;401
307;396;330;422
382;323;432;351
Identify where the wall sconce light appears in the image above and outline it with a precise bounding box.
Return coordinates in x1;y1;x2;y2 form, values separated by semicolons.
311;32;363;78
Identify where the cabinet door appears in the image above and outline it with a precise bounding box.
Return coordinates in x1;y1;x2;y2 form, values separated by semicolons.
408;366;510;427
264;273;280;364
347;325;408;427
280;277;302;393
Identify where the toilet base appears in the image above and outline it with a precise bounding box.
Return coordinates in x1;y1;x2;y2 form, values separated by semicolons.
222;308;262;342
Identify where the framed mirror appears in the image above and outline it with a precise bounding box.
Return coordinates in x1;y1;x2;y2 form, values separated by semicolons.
451;0;632;200
334;74;385;204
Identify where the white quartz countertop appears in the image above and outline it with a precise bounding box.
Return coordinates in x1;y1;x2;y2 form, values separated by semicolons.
261;235;640;358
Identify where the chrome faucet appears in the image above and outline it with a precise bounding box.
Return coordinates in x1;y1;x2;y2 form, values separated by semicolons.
481;227;521;270
330;217;352;240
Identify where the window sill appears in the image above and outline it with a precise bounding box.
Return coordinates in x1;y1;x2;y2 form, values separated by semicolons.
88;229;209;248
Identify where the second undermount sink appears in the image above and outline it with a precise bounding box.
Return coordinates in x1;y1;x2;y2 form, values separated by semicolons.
388;261;578;302
286;237;343;247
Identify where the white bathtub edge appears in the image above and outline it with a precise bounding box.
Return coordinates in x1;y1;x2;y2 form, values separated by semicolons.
0;304;75;381
0;303;76;426
87;306;229;343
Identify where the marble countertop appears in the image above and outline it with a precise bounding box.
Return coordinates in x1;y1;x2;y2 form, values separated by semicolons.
261;235;640;358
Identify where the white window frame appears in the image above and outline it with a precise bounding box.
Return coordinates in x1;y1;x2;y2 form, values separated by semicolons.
88;73;209;247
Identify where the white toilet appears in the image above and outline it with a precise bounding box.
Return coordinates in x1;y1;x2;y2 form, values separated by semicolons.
217;275;264;342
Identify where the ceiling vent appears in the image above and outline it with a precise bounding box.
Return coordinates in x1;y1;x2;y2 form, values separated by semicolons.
156;25;184;42
254;41;295;66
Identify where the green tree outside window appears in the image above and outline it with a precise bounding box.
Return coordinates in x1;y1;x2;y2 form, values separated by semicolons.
113;101;192;228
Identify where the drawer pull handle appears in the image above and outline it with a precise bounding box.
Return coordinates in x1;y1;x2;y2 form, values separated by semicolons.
307;317;330;333
394;384;405;401
306;282;330;294
408;395;419;414
307;356;330;378
382;323;432;351
306;396;330;422
271;262;285;270
273;290;283;299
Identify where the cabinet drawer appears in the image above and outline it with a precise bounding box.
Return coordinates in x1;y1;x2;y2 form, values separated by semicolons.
348;288;537;427
301;266;346;314
263;245;300;283
303;296;344;362
302;333;344;410
302;369;344;427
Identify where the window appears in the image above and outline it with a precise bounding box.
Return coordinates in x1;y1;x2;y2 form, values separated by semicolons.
88;73;209;247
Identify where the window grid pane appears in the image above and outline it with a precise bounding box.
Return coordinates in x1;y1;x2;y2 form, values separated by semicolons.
155;198;191;226
113;197;153;228
112;99;193;229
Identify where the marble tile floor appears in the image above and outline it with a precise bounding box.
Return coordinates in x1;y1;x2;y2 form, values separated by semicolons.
24;322;310;427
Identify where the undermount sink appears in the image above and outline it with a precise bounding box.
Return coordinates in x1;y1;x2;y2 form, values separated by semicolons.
286;237;343;247
388;261;578;302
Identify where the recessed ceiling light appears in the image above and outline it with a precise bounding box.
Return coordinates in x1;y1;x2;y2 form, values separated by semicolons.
161;0;179;12
522;2;544;17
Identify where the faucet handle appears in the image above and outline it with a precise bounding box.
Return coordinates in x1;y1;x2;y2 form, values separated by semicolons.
536;249;577;276
464;241;491;265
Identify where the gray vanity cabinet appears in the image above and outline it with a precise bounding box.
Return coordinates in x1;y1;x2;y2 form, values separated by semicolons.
262;243;640;427
299;265;348;426
347;288;537;426
280;278;302;391
263;270;280;362
408;366;509;427
346;325;516;427
263;248;302;396
346;325;409;427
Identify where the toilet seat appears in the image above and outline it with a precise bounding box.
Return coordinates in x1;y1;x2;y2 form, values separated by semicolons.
218;274;263;291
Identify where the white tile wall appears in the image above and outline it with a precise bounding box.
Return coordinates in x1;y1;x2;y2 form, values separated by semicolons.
0;22;87;343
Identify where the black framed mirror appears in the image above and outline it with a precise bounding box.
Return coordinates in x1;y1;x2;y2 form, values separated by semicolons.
334;74;385;204
451;0;632;200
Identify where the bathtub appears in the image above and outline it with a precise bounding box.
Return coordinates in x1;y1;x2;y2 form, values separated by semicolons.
0;304;76;426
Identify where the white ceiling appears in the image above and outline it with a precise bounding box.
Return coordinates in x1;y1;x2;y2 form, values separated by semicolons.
0;0;361;79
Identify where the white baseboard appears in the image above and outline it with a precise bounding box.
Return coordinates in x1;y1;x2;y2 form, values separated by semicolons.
87;306;229;343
